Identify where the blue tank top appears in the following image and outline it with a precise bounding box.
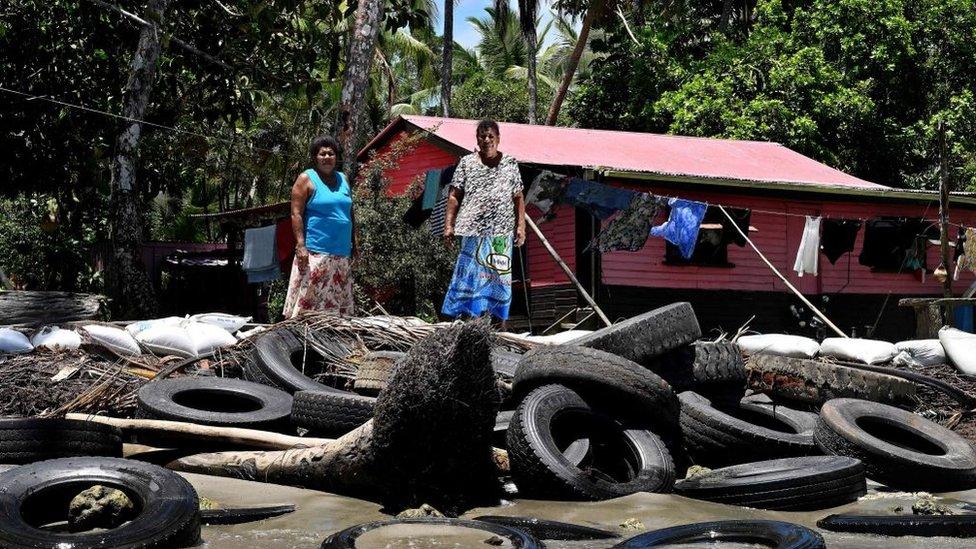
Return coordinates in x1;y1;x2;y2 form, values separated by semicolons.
304;169;352;257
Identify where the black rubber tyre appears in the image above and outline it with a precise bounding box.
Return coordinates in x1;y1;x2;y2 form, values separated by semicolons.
353;351;403;393
0;457;200;548
473;515;619;540
320;517;541;548
292;390;375;436
0;418;122;464
495;410;590;463
137;377;293;430
675;456;866;511
818;514;976;537
574;302;701;365
507;384;675;500
613;520;825;548
679;392;818;466
514;345;679;434
746;355;916;406
648;341;746;406
247;328;337;393
815;398;976;491
491;347;522;379
200;504;295;525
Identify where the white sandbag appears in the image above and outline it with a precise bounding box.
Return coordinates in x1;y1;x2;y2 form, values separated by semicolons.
236;325;268;339
125;316;184;337
185;321;237;355
189;312;252;333
735;334;820;359
940;327;976;375
81;325;141;356
894;339;946;367
30;326;82;351
820;337;897;365
136;325;196;358
522;330;593;345
891;350;921;369
0;328;33;354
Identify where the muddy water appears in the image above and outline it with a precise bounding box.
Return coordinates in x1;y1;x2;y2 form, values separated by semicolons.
186;472;976;548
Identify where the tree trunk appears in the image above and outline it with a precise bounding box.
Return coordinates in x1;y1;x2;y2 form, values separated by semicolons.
337;0;384;177
0;291;105;326
544;6;596;126
108;0;170;318
721;0;733;29
525;26;538;124
441;0;453;117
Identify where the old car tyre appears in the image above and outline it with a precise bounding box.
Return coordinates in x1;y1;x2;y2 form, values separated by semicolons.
814;398;976;491
320;517;542;548
137;377;293;430
292;390;375;436
514;345;679;435
613;520;825;548
745;355;916;406
0;457;200;549
675;456;866;511
200;504;295;525
248;328;339;393
648;341;747;406
574;302;701;365
474;515;619;540
353;351;404;394
679;392;818;466
0;418;122;464
507;384;675;500
818;513;976;537
491;347;522;378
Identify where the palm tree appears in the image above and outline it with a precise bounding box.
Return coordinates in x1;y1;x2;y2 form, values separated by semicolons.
545;0;639;125
441;0;455;116
514;0;540;123
467;8;529;78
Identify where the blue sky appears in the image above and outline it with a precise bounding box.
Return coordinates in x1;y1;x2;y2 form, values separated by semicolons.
449;0;561;50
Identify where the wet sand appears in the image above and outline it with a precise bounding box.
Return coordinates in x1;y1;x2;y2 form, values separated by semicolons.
186;472;976;548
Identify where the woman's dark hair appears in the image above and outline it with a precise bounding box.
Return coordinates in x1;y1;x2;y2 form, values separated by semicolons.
476;120;499;136
309;135;342;164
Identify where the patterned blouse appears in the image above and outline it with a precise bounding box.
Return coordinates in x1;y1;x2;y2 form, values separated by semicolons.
450;152;523;237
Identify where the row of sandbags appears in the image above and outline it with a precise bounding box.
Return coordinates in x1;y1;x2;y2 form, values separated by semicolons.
736;328;976;373
0;312;250;358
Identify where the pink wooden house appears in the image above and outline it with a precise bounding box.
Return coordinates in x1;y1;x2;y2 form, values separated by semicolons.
359;115;976;339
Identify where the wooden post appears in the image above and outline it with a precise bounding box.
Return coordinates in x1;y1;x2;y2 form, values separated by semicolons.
939;120;953;306
525;215;612;327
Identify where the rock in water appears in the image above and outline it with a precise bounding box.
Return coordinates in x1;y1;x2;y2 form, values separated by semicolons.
396;503;445;518
68;485;137;531
371;320;500;514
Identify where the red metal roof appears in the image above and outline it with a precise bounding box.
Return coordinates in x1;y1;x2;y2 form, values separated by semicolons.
360;115;888;191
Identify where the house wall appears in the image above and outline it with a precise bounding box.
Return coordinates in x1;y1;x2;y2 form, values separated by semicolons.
599;183;976;296
371;137;460;196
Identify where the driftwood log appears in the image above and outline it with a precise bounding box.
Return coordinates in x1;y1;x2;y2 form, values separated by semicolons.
0;290;106;326
65;414;334;451
169;320;500;513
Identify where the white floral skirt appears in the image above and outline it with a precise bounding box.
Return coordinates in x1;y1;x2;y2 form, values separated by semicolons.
282;252;355;318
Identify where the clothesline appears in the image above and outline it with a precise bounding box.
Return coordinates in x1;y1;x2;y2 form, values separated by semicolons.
529;171;969;231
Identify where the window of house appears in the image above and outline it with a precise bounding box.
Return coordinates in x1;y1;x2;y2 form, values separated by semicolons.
662;207;735;267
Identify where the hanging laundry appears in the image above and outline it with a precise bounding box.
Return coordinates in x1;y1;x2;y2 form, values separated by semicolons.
591;193;663;253
422;169;442;210
793;216;822;277
820;219;861;264
859;218;935;271
650;198;708;259
564;178;637;220
275;217;296;271
525;170;568;215
719;207;752;247
957;227;976;275
427;184;451;236
243;224;280;283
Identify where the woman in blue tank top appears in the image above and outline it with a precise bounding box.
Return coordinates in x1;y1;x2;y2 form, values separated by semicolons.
282;135;357;318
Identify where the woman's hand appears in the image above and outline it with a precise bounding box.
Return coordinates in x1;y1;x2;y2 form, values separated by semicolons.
443;225;455;247
515;225;526;247
296;243;309;272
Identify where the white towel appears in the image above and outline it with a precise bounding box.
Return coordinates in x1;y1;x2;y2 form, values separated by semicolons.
243;224;278;272
793;216;821;277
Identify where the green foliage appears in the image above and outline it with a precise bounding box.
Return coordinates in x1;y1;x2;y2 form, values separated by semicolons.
354;133;454;320
0;196;106;292
453;73;531;123
570;0;976;190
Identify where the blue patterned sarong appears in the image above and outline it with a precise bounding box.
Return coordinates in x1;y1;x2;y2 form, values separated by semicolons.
442;235;513;320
